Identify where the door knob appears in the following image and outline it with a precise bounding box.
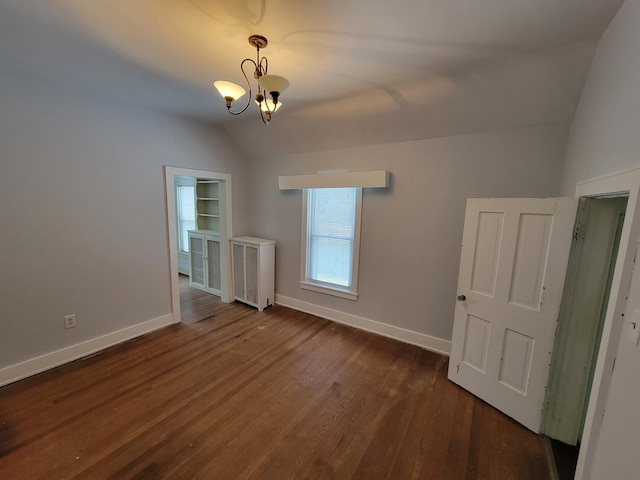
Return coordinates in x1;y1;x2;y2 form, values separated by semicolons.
456;294;466;302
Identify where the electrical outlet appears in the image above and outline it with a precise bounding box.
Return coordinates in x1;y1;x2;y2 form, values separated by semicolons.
64;314;77;329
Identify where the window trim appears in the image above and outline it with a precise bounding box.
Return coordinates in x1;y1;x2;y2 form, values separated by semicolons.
300;187;362;300
175;182;196;254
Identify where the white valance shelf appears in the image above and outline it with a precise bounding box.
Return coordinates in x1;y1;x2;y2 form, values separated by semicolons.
278;170;389;190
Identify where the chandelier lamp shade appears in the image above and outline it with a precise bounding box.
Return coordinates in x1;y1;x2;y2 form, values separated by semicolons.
214;35;290;125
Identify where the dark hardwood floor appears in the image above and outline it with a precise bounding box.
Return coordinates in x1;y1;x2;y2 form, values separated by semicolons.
0;277;552;479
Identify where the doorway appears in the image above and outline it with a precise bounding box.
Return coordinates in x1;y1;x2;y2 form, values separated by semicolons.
444;182;640;480
543;195;628;477
164;166;234;324
570;168;640;479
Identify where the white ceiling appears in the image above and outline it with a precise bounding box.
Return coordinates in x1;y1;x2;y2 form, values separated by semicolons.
0;0;624;156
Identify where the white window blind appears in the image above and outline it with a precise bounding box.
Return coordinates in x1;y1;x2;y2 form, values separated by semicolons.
176;185;195;253
308;188;357;286
302;187;362;299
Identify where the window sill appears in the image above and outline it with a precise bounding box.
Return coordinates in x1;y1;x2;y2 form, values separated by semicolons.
300;281;358;301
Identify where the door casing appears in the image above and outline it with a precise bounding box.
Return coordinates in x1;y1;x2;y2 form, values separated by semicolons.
574;168;640;479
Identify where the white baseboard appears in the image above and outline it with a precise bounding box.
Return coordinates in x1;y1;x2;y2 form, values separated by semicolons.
275;295;451;356
0;313;175;387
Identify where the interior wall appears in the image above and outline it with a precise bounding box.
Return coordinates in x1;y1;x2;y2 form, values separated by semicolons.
561;0;640;194
560;0;640;478
0;65;250;370
247;125;568;344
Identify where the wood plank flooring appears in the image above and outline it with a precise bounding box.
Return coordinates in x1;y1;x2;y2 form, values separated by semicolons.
0;279;552;479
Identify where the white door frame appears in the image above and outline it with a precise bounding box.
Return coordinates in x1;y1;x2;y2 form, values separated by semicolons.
164;166;234;323
574;166;640;479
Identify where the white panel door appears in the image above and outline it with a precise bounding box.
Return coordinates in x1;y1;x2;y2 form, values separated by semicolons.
448;198;578;432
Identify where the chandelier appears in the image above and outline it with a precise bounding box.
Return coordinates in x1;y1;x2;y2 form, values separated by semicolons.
214;35;290;125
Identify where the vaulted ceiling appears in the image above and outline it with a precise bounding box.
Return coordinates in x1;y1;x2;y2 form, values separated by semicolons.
0;0;624;156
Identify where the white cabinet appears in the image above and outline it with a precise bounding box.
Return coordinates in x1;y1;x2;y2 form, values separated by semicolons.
232;236;275;311
188;231;222;296
187;178;228;298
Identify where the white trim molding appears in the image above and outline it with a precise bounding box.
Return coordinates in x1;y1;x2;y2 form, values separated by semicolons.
573;165;640;480
300;281;359;301
279;170;389;189
275;294;451;356
0;314;174;388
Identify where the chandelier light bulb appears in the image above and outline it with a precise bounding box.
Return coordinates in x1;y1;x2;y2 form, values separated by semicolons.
256;98;283;113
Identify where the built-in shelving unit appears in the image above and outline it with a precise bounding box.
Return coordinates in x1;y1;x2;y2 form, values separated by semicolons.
195;180;220;232
188;179;226;296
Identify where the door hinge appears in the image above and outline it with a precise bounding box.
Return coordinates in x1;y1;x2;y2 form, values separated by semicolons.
456;363;460;374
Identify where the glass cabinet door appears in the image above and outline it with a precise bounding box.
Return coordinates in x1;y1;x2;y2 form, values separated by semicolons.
207;238;221;292
189;235;205;286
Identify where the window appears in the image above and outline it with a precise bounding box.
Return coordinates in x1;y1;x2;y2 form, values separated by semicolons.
176;184;195;253
301;187;362;300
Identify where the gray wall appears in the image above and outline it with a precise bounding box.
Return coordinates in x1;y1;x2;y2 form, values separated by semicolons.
248;125;568;342
0;65;250;368
561;0;640;477
562;0;640;193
